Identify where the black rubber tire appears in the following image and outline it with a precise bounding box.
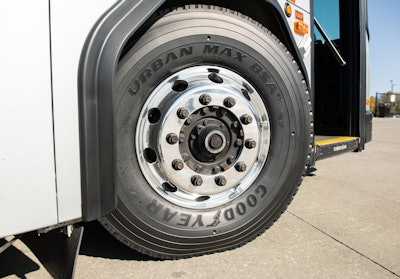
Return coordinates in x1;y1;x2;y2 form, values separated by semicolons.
100;5;312;259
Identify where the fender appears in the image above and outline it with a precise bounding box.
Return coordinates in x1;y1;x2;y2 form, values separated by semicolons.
79;0;164;221
78;0;310;221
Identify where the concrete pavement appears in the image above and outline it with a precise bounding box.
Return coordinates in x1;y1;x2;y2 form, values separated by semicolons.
1;118;399;278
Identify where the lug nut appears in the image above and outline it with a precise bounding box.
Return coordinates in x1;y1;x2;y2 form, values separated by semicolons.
182;153;190;162
172;159;184;170
231;121;239;129
199;94;212;105
240;114;253;125
234;139;243;147
227;155;235;165
191;175;203;186
245;139;257;149
212;166;221;174
224;97;236;108
194;165;203;173
235;162;247;172
185;117;192;125
215;176;227;186
202;107;210;114
219;109;227;116
177;108;189;119
166;133;178;144
179;133;186;143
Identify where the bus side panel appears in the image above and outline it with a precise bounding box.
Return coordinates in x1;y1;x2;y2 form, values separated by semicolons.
50;0;117;223
0;1;57;237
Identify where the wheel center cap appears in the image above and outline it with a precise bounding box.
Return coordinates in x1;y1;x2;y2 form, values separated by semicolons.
205;131;226;154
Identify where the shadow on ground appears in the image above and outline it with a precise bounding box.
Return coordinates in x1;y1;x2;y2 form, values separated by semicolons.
0;239;40;278
0;223;153;279
79;221;154;261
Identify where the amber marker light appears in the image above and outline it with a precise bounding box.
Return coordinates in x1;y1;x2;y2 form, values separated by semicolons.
294;20;309;35
285;3;292;17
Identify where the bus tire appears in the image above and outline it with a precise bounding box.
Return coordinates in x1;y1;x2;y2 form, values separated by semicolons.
100;5;312;259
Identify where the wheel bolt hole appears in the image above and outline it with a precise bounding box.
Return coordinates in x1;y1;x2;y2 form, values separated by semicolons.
195;196;210;202
208;72;223;84
172;80;188;92
143;148;157;163
241;88;251;101
162;182;177;192
148;108;161;124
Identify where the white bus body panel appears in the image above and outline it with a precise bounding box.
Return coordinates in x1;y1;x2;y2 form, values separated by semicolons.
0;1;57;237
0;0;115;238
50;0;116;223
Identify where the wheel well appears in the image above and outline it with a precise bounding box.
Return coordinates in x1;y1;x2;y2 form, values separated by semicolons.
121;0;301;70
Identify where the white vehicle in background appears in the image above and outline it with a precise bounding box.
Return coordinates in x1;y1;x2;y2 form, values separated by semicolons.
0;0;370;277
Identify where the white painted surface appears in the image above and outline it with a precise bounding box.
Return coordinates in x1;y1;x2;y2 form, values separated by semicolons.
0;0;116;237
0;1;57;237
278;0;312;83
50;0;116;222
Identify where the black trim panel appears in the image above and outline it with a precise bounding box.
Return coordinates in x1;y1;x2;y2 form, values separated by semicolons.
78;0;165;221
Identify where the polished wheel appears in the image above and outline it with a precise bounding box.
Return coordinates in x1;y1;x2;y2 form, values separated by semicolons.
136;66;270;208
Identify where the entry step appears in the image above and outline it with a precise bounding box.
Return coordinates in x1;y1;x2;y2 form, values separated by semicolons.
315;136;360;160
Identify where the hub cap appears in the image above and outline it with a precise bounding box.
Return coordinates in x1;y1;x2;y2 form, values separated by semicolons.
136;66;270;209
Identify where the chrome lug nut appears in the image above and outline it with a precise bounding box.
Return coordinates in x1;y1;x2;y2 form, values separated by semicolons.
241;114;253;125
199;94;212;105
235;162;247;172
172;159;184;170
224;97;236;108
191;175;203;186
215;176;227;186
166;133;178;144
245;139;257;149
177;107;189;119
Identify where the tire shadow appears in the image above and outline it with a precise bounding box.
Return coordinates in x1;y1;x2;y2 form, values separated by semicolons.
79;221;154;261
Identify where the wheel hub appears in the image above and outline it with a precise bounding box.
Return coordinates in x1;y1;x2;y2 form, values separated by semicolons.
136;66;270;209
180;107;244;175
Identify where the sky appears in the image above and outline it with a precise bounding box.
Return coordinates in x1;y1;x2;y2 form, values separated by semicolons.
369;0;400;95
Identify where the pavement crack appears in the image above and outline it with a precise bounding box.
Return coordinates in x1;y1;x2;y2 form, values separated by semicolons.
286;210;400;278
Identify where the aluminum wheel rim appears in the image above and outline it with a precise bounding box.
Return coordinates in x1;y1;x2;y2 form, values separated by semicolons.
136;66;270;209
